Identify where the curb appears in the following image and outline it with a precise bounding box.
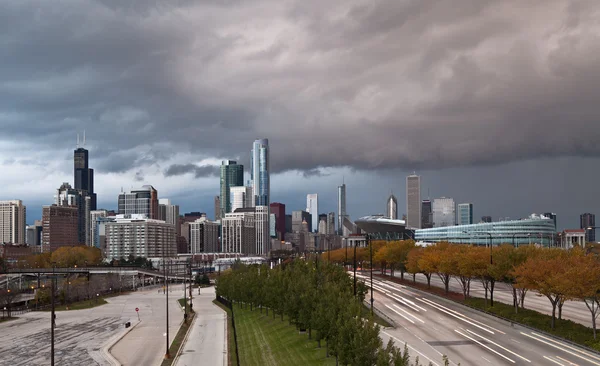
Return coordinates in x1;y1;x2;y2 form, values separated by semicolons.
212;298;229;366
171;311;197;366
376;275;600;357
103;319;141;366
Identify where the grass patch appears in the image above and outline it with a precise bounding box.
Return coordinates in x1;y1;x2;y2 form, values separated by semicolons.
233;304;336;366
213;300;239;366
361;304;393;328
160;311;196;366
51;298;108;311
465;297;600;351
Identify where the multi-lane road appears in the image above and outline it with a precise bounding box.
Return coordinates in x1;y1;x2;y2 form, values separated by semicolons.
357;274;600;366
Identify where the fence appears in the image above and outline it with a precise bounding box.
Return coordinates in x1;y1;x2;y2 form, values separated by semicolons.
217;295;240;366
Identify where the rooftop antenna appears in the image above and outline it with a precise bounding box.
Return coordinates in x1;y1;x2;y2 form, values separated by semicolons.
83;130;86;147
77;133;80;148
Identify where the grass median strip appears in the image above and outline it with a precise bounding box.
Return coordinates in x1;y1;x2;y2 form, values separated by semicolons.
232;304;335;366
160;309;196;366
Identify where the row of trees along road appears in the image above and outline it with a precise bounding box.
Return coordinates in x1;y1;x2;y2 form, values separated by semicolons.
325;241;600;338
216;258;449;366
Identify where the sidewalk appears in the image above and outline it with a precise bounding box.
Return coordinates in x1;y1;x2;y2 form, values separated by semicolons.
174;286;227;366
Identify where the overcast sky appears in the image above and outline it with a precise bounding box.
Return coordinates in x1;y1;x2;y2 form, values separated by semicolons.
1;0;599;229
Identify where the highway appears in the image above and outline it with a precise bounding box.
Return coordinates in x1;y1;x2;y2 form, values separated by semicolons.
357;274;600;366
387;271;594;328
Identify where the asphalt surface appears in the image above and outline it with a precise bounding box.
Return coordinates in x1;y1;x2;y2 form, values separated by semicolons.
358;274;600;366
389;271;595;328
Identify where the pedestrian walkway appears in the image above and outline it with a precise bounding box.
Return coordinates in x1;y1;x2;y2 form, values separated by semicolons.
174;286;227;366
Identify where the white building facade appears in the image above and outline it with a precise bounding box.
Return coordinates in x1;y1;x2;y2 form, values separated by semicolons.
306;194;319;233
105;215;176;260
0;200;26;244
230;186;254;212
433;197;456;227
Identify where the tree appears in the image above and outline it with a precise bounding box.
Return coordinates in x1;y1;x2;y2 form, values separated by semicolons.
406;247;430;286
385;240;415;280
564;254;600;339
455;246;484;299
418;243;454;293
0;289;18;318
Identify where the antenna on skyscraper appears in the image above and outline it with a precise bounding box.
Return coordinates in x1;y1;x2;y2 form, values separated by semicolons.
77;133;80;148
83;130;86;147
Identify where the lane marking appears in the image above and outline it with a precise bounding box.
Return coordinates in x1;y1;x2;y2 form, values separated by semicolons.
420;297;505;334
520;332;600;366
510;338;521;344
384;304;415;324
465;329;531;362
482;356;492;363
393;304;425;324
544;356;566;366
555;355;579;366
455;329;515;363
383;332;441;366
418;298;495;334
530;332;600;362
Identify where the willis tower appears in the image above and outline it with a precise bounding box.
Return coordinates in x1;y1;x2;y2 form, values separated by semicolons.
74;133;97;210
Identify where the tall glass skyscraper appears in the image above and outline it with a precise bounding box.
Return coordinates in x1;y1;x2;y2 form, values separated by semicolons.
337;183;347;235
220;160;244;217
406;174;421;229
387;194;398;220
306;194;319;232
74;136;97;210
432;197;455;227
251;139;270;206
458;203;474;225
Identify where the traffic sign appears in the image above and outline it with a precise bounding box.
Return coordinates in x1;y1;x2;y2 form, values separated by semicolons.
135;307;139;312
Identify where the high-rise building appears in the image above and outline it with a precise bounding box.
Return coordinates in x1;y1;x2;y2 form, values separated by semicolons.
387;194;398;220
255;206;270;255
318;219;327;235
337;183;347;235
55;182;90;245
269;202;286;239
458;203;474;225
158;199;180;235
26;220;43;247
230;186;253;212
270;214;277;237
220;160;244;217
285;214;292;233
544;212;557;230
251;139;270;206
421;200;433;229
581;213;596;242
89;210;108;248
117;185;159;219
327;212;336;235
406;174;421;229
214;196;221;221
292;210;312;233
74;134;97;211
42;205;79;252
221;211;256;254
306;194;319;232
190;217;220;253
432;197;455;227
0;200;26;245
481;216;492;223
105;215;177;260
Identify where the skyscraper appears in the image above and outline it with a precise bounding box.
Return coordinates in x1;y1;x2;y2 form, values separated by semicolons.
481;216;492;223
306;194;319;232
42;205;79;252
220;160;244;217
406;174;421;229
118;185;159;219
421;200;433;228
292;210;312;233
337;183;347;235
56;182;90;245
159;199;180;235
457;203;474;225
544;212;557;230
432;197;455;227
230;186;253;212
387;194;398;220
581;213;596;242
214;196;221;221
89;210;108;248
0;200;26;244
251;139;270;206
269;202;286;239
327;212;335;235
74;133;97;210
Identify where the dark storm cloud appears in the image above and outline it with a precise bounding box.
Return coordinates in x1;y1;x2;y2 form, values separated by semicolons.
164;164;220;178
1;0;600;175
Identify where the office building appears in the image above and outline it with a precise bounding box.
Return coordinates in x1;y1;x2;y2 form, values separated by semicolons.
421;200;433;229
292;210;312;233
270;214;276;237
105;215;176;260
73;134;97;211
318;219;327;235
117;185;159;219
220;160;244;217
42;205;79;252
189;217;220;253
458;203;473;225
581;213;596;242
285;214;292;233
306;194;319;232
544;212;557;230
415;214;556;246
89;210;108;248
0;200;26;245
406;174;421;229
481;216;492;223
26;220;43;247
221;211;256;254
327;212;336;235
230;186;253;212
432;197;455;227
158;198;180;235
214;196;221;221
55;182;90;245
337;183;347;235
251;139;270;206
387;194;398;220
269;202;286;239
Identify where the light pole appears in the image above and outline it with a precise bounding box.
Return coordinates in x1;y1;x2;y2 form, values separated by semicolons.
51;263;56;366
512;233;518;248
164;257;170;359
